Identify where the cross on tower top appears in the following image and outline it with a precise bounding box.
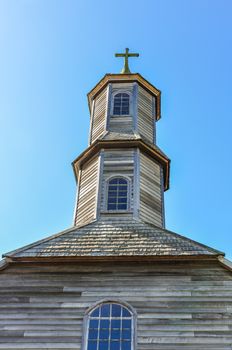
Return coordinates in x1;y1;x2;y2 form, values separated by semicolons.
115;48;139;74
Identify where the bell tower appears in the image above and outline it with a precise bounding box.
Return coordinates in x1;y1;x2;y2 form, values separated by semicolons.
73;49;170;228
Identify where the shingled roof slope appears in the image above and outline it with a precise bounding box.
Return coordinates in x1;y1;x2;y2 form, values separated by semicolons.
4;219;223;259
100;131;169;159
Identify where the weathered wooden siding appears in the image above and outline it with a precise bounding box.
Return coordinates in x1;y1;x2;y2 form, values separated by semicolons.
108;83;134;134
0;260;232;349
99;149;134;219
137;86;155;144
90;87;107;144
139;152;163;227
75;155;99;226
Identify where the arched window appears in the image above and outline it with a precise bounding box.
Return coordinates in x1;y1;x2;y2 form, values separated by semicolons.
113;93;130;115
107;177;129;211
85;302;134;350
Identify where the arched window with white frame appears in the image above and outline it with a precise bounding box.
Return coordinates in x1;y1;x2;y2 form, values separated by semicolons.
84;301;135;350
112;92;130;116
106;177;130;211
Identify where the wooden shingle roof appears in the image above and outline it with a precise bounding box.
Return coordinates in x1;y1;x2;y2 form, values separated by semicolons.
3;219;223;260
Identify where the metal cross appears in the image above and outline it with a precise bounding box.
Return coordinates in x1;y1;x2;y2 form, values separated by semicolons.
115;48;139;74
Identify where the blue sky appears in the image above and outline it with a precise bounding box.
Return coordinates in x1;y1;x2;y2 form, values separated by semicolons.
0;0;232;259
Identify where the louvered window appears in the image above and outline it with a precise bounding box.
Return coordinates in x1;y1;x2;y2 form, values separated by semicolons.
107;177;129;211
113;93;130;115
86;302;134;350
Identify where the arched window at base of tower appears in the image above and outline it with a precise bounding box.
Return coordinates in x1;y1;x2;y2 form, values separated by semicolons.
84;301;136;350
106;177;130;212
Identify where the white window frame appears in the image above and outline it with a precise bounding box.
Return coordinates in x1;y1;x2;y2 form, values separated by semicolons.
110;90;132;117
105;175;131;212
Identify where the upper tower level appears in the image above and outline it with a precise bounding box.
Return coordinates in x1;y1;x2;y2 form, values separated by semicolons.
73;50;170;229
88;73;161;145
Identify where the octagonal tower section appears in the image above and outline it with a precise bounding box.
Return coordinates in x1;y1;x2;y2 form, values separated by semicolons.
72;74;170;228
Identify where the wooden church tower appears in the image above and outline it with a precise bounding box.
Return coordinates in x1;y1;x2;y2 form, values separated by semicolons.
0;49;232;349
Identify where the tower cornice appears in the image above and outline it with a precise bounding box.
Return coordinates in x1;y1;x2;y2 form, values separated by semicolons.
87;73;161;121
72;138;170;191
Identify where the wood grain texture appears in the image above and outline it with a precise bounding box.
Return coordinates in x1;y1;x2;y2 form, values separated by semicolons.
139;152;163;227
137;86;154;144
74;155;99;226
90;87;107;144
0;260;231;349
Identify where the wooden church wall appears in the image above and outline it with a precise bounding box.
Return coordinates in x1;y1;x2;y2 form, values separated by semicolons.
137;86;154;144
0;260;232;349
75;155;99;226
139;153;163;227
90;87;108;144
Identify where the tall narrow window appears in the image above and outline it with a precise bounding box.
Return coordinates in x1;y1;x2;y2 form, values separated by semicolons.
113;93;130;115
86;302;134;350
107;177;129;211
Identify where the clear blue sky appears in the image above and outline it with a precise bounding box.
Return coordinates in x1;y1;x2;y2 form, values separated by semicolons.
0;0;232;259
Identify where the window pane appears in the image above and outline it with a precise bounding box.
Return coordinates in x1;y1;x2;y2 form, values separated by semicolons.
99;341;109;350
122;308;131;317
118;197;127;204
91;307;100;317
108;197;117;203
118;191;127;197
122;319;131;328
121;342;131;350
89;329;98;340
88;341;97;350
90;319;99;329
108;203;116;210
122;329;131;340
110;341;120;350
118;178;127;184
101;304;110;317
111;329;120;340
118;204;127;210
100;319;110;329
99;329;109;340
112;304;121;317
111;319;120;329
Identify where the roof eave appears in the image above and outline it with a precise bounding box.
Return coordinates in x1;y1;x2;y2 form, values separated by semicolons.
4;254;222;264
72;139;170;190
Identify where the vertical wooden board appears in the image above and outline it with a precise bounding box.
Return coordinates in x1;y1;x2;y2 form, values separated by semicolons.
75;155;99;226
137;86;154;144
139;152;163;227
90;87;107;143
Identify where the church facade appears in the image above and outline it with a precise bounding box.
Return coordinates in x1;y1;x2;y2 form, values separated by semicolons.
0;50;232;349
